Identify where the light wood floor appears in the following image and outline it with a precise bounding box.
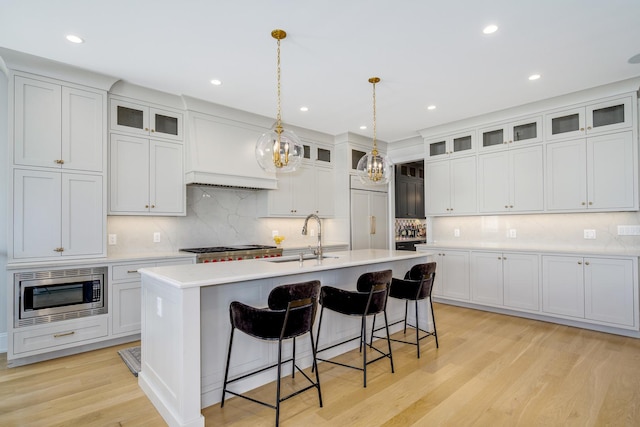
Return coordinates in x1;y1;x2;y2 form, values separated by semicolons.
2;303;640;426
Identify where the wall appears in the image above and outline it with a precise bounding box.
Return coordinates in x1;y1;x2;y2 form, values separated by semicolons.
106;185;342;255
430;212;640;254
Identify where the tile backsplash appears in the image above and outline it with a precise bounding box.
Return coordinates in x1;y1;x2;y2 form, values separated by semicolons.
107;186;338;255
430;212;640;254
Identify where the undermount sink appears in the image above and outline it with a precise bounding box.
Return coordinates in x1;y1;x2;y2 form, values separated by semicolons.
263;254;339;263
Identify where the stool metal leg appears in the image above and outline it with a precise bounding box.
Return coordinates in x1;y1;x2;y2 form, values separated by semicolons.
361;314;367;387
415;299;421;358
430;297;439;348
275;338;283;427
220;327;235;407
383;310;395;373
309;332;323;407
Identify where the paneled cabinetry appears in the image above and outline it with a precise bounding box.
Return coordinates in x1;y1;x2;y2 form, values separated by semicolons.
426;130;475;160
13;170;103;259
395;162;425;219
350;188;388;250
545;96;633;141
109;133;185;215
478;116;542;151
110;97;183;141
10;73;107;260
478;145;543;213
470;251;539;311
425;156;476;215
545;131;635;211
14;75;105;172
542;255;636;327
432;250;470;300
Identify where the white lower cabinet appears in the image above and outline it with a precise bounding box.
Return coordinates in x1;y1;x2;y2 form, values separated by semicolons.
542;255;636;327
433;250;470;300
111;258;195;336
471;251;539;311
13;316;108;355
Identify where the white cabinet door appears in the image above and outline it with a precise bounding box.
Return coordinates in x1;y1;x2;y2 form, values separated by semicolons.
369;191;389;250
13;169;61;259
542;256;585;318
510;145;544;212
61;173;104;256
14;76;62;168
292;166;316;215
425;160;451;215
112;281;142;335
470;251;503;305
62;87;104;172
584;257;635;327
545;139;587;211
150;140;185;215
315;167;335;217
478;151;509;213
450;156;477;214
503;253;539;311
588;131;635;210
440;250;470;300
109;134;150;213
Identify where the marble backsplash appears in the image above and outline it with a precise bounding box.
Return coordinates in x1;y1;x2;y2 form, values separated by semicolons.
107;186;340;255
430;211;640;254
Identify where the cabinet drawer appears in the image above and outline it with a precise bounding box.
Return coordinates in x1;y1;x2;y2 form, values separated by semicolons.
13;316;108;354
112;262;156;281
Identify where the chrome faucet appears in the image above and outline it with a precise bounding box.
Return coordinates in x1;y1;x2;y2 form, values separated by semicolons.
302;213;323;259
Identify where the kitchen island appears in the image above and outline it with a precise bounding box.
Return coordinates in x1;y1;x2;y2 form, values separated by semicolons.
138;249;433;427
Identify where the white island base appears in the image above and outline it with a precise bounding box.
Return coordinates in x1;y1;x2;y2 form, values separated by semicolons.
138;249;433;427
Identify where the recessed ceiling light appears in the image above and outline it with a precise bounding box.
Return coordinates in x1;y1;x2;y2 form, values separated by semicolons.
65;34;84;44
210;79;222;86
300;106;309;112
528;74;541;81
360;125;367;130
628;53;640;64
483;25;498;35
427;105;436;110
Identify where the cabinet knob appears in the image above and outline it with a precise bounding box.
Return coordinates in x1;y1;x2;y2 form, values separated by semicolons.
578;261;582;265
145;127;149;131
585;261;590;266
588;202;593;205
509;205;513;208
151;204;155;208
54;247;64;252
151;129;155;133
145;204;149;208
580;127;585;131
504;205;508;208
581;202;586;206
498;256;502;260
587;126;592;131
55;159;65;164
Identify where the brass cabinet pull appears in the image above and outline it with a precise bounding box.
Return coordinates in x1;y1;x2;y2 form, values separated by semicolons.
54;247;64;252
127;270;138;273
54;331;75;338
370;216;376;234
55;159;64;164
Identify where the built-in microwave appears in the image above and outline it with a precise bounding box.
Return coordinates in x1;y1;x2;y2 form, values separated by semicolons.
14;267;107;328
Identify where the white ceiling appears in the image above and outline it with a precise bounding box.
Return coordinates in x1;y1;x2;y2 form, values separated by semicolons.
1;0;640;143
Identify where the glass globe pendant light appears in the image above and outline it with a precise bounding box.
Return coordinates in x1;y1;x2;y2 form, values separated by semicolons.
255;29;304;173
356;77;391;185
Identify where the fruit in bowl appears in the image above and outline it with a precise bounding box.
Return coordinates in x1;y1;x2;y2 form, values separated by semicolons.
273;235;285;245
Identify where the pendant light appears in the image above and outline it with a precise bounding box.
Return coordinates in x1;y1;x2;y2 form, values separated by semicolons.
356;77;391;185
255;29;304;173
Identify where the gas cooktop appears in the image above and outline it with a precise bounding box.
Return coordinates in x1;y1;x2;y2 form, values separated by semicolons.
180;245;282;263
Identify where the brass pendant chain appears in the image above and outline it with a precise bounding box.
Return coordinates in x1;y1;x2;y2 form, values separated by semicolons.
372;79;378;156
276;35;282;131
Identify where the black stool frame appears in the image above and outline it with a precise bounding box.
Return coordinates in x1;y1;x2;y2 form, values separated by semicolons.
371;263;438;358
314;270;394;387
221;281;322;426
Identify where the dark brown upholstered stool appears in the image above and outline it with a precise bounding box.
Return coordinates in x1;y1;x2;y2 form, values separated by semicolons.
314;270;394;387
221;280;322;426
372;262;438;358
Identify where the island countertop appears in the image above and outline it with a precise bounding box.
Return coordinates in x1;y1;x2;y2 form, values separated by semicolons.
139;249;434;289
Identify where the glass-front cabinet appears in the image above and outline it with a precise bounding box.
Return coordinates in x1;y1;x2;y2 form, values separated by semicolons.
109;97;183;141
545;96;632;141
426;130;476;160
478;116;542;152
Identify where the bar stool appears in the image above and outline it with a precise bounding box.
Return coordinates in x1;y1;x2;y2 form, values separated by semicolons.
371;262;438;358
221;280;322;426
314;269;394;387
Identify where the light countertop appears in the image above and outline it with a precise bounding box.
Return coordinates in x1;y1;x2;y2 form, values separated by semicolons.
416;242;640;257
139;249;434;289
6;251;195;270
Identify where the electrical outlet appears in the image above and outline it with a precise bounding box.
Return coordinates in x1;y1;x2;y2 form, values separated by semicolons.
454;228;460;237
618;225;640;235
509;229;517;238
584;229;596;239
153;232;161;243
108;234;117;245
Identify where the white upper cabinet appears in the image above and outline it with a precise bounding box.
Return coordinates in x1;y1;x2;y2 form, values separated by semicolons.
426;130;475;161
109;134;185;215
545;96;633;141
110;97;183;141
546;131;636;211
14;75;105;172
478;145;544;213
425;156;476;215
478;116;542;152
